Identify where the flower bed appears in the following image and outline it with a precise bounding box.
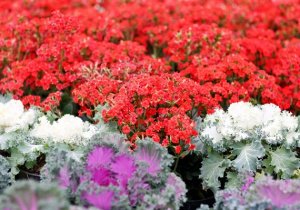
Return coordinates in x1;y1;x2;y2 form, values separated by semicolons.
0;0;300;209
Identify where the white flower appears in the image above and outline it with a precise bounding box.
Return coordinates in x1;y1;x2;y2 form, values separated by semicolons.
205;109;226;123
6;109;36;133
280;111;298;131
30;115;97;146
234;132;249;142
202;126;223;145
262;120;283;143
0;99;37;133
218;114;235;139
261;104;281;124
200;102;300;146
0;100;24;128
286;132;300;145
227;102;262;130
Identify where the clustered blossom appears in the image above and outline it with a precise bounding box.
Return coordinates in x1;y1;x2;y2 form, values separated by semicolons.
0;98;100;147
42;136;187;209
199;102;300;148
0;99;36;133
103;73;216;154
204;176;300;210
30;115;97;146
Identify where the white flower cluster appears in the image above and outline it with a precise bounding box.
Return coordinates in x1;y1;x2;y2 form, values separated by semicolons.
201;102;299;146
0;99;36;133
0;98;102;146
30;115;98;146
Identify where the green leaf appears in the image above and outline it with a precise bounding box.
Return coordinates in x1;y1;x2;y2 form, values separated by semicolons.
8;148;25;166
60;93;78;115
270;147;300;178
17;142;44;154
200;152;230;192
46;111;59;123
225;171;243;189
7;148;24;175
262;154;274;174
232;142;265;172
179;150;190;158
25;160;37;169
0;134;10;150
62;102;76;115
293;169;300;178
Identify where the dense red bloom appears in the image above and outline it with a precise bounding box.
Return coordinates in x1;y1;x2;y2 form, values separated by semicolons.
102;73;216;153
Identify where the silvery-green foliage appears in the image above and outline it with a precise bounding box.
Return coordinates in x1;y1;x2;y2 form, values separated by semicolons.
138;172;187;210
192;116;205;153
213;188;270;210
195;102;300;191
40;146;84;179
40;145;85;204
0;131;45;175
268;147;299;179
231;141;265;172
135;137;174;176
0;155;12;192
199;152;230;192
225;172;244;189
87;132;129;153
0;180;70;210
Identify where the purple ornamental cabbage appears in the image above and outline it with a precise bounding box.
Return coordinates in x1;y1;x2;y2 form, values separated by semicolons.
84;190;115;210
43;136;187;210
248;178;300;208
208;176;300;210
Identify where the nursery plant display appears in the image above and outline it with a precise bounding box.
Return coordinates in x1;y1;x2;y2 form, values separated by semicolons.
0;0;300;209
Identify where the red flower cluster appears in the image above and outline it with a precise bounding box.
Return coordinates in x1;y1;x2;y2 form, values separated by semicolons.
0;0;300;153
102;73;216;152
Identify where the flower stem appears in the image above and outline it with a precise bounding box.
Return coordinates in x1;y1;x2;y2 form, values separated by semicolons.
173;156;180;172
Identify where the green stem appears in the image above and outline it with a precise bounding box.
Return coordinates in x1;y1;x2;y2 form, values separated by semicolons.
173;156;180;172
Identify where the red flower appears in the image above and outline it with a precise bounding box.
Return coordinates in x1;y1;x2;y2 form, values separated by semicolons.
122;125;131;135
174;146;182;154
